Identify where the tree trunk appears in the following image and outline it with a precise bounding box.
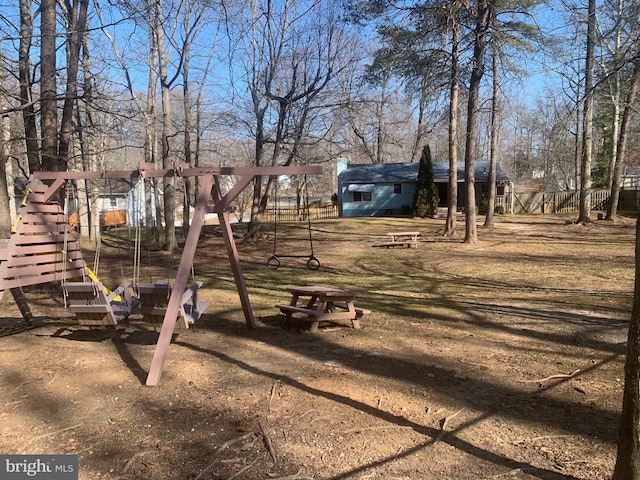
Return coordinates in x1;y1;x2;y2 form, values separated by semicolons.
155;0;176;251
607;0;623;192
0;92;12;238
464;0;491;244
58;0;88;172
410;78;429;163
182;43;193;236
246;100;266;238
78;14;99;239
612;213;640;480
145;22;159;249
18;0;40;174
484;22;500;229
375;77;387;164
607;43;640;219
578;0;596;224
40;0;58;172
444;14;460;238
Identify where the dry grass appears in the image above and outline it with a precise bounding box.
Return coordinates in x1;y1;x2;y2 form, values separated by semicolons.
1;212;636;479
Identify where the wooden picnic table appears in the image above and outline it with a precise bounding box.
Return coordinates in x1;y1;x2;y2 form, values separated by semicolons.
276;285;370;333
373;231;420;248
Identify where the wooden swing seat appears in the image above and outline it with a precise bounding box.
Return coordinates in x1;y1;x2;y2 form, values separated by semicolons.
64;281;135;326
135;281;209;330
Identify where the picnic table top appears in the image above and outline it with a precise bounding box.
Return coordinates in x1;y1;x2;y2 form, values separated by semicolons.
287;285;360;298
387;231;421;236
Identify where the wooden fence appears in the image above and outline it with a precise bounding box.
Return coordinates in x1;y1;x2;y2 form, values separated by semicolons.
514;189;638;214
264;204;339;223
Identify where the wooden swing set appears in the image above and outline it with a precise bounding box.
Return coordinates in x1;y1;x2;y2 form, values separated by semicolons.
0;162;321;385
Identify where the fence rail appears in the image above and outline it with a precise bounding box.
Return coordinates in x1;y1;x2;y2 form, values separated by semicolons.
513;189;640;214
552;189;611;213
264;204;339;223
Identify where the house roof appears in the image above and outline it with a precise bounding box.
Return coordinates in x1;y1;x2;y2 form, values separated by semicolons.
338;161;511;184
623;166;640;176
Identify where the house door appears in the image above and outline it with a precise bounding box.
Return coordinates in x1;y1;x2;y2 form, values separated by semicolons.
438;183;447;206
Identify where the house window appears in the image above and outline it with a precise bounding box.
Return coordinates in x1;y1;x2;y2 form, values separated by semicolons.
353;191;372;202
393;183;402;194
109;198;117;208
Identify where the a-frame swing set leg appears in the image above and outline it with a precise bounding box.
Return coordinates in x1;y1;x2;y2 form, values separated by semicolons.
145;175;258;385
10;288;34;327
211;175;256;330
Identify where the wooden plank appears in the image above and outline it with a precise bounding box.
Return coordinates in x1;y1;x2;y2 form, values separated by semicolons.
213;178;256;329
7;252;76;267
18;213;68;224
10;247;82;259
28;183;49;194
102;210;127;226
3;259;85;277
146;175;214;386
42;178;66;203
276;304;355;321
32;165;323;181
24;204;65;214
68;305;111;314
0;269;86;290
373;242;414;248
16;223;69;234
10;288;34;326
276;304;323;317
12;234;68;245
332;303;372;316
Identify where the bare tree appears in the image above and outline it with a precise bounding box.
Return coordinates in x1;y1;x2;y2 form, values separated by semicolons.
577;0;596;224
463;0;492;244
18;0;39;174
444;6;461;237
606;40;640;221
232;0;348;238
484;10;500;228
40;0;58;171
0;72;12;238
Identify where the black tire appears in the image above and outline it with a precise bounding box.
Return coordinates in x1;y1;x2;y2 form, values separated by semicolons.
267;255;280;270
307;256;320;270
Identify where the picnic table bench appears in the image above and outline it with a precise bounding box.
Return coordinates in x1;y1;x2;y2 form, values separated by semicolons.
276;285;370;333
373;231;421;248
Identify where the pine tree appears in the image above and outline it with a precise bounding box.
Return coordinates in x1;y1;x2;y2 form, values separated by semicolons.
413;145;439;218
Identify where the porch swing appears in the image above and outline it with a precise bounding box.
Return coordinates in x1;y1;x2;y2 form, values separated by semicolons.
62;179;136;326
267;176;320;271
133;172;210;330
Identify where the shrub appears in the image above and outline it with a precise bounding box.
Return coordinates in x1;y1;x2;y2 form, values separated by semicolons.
412;145;439;218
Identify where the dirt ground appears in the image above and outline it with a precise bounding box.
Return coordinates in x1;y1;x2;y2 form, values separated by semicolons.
0;214;635;480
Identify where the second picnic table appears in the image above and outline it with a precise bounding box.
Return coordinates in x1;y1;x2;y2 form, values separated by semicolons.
276;285;370;333
384;231;420;248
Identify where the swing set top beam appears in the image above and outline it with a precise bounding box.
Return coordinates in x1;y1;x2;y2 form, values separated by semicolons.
32;163;322;181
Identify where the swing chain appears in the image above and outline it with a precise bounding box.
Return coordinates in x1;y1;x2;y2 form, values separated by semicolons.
267;175;320;271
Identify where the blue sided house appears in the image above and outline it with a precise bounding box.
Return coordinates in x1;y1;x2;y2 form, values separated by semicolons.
337;161;513;217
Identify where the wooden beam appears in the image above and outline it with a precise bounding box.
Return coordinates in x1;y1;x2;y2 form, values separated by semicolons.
212;177;256;329
10;288;34;327
41;178;66;203
32;165;322;181
146;175;214;386
210;175;255;213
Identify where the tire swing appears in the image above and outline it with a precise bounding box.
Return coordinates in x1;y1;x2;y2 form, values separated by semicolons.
267;176;320;271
